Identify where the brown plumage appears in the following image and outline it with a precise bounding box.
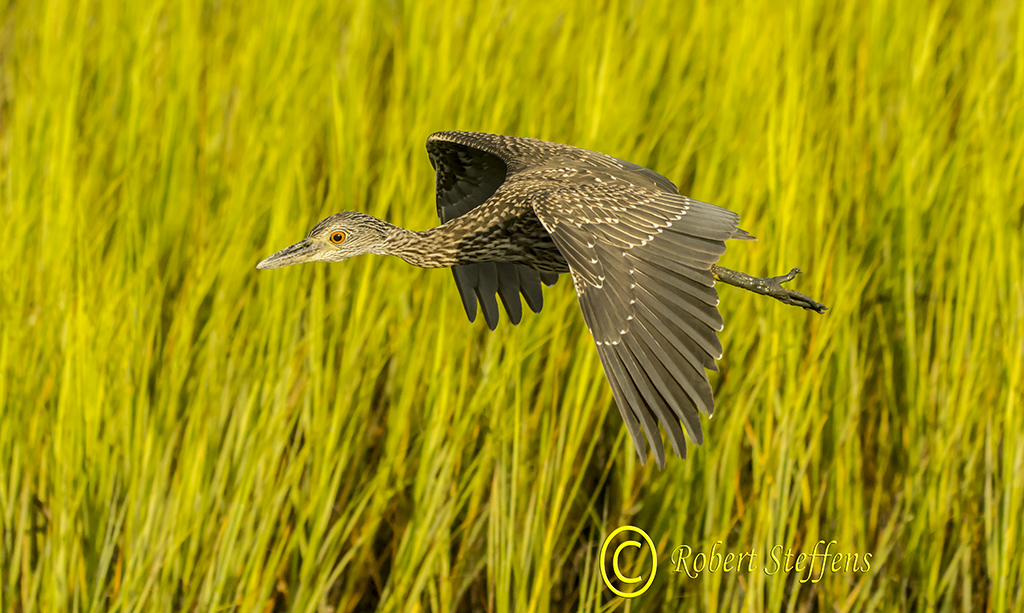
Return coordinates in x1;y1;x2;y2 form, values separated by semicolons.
258;131;827;468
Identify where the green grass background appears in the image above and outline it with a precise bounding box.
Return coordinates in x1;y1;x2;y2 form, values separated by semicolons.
2;0;1022;610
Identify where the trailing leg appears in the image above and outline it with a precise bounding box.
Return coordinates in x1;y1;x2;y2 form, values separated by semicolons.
711;266;828;313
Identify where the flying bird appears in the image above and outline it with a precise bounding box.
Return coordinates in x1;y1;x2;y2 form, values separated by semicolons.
258;131;826;468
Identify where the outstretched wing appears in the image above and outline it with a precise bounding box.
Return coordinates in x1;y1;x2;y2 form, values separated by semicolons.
531;182;745;469
426;133;558;330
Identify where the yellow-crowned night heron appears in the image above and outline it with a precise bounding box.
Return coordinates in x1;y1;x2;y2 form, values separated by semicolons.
258;131;826;468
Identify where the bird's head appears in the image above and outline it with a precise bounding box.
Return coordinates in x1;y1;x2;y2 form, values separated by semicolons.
256;211;392;270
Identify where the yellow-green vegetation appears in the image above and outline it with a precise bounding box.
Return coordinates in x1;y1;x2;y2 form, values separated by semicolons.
2;0;1022;610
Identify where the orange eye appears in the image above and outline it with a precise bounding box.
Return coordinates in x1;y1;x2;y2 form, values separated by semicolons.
330;231;346;244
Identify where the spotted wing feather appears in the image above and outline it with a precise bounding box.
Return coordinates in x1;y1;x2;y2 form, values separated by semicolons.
531;183;743;468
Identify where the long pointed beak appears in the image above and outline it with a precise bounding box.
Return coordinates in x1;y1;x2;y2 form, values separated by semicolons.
256;238;319;269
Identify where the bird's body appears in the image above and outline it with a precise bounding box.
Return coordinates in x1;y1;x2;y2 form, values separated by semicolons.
258;131;826;468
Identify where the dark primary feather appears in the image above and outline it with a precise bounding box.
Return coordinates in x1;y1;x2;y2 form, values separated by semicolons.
425;130;749;467
428;137;558;330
